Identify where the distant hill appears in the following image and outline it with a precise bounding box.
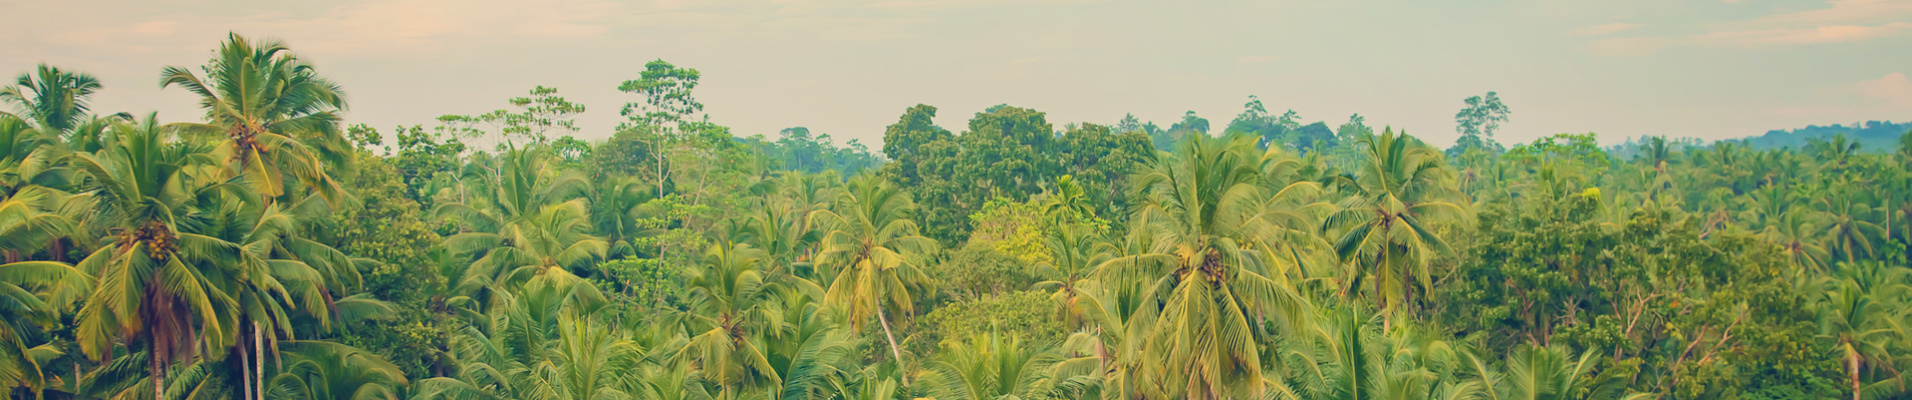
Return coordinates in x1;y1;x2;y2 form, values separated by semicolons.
1727;120;1911;152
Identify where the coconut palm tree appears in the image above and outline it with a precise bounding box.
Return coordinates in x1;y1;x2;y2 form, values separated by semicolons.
1325;128;1468;322
0;258;91;398
1097;134;1312;400
437;147;604;298
1281;306;1476;400
412;273;628;400
918;332;1066;400
812;175;938;384
265;340;408;400
1815;182;1884;264
1043;174;1099;227
69;114;249;400
1808;134;1863;170
1033;222;1114;328
761;286;853;400
1766;209;1833;274
160;33;349;203
1821;280;1902;400
0;64;103;135
1491;345;1623;400
588;177;655;258
741;197;821;280
194;192;384;400
675;242;782;399
0;115;77;197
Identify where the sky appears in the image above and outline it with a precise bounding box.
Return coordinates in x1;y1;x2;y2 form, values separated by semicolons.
3;0;1910;148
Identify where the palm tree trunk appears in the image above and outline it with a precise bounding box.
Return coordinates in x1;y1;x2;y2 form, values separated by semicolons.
241;340;253;400
255;322;265;400
150;342;163;400
1376;252;1391;333
876;304;909;386
1851;346;1862;400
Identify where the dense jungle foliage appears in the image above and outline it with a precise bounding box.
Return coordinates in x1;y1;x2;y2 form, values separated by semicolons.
4;34;1912;400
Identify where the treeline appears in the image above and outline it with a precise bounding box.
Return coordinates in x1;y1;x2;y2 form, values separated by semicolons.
3;34;1912;400
1730;120;1912;152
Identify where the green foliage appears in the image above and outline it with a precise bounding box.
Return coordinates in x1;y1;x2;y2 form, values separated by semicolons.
930;242;1039;301
1451;91;1511;157
10;38;1912;400
595;256;685;310
332;154;443;305
911;291;1065;357
749;127;884;175
966;196;1053;265
1506;132;1612;171
881;105;1150;242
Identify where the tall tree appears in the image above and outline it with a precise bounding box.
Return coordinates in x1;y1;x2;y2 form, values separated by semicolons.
437;147;605;298
675;242;783;399
812;176;938;384
161;33;349;204
71;116;246;400
1100;134;1313;400
1327;128;1468;323
1450;92;1510;157
617;60;703;197
1;64;104;134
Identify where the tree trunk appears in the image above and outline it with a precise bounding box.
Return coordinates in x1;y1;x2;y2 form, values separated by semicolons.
150;342;163;400
241;340;253;400
256;322;265;400
876;304;909;386
1852;346;1862;400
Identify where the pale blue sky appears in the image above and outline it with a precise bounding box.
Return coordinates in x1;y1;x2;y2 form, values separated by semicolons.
4;0;1909;147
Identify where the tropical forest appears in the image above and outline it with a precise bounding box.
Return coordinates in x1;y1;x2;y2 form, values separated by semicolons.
4;34;1912;400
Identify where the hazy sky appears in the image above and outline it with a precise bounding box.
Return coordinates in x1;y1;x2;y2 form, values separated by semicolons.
4;0;1910;148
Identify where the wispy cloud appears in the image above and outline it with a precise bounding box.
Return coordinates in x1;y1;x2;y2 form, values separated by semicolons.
1573;22;1643;36
1237;55;1281;64
1854;72;1912;109
19;0;623;57
1588;0;1912;56
1765;106;1849;116
1744;0;1912;25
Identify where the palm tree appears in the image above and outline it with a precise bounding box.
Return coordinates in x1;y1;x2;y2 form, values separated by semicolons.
69;114;247;400
265;341;408;400
0;258;91;398
1488;345;1622;400
812;175;938;385
825;369;899;400
438;147;604;298
1282;307;1475;400
0;182;83;264
1815;182;1884;264
761;286;854;400
160;33;349;203
1064;278;1149;400
1043;174;1098;227
0;113;90;199
412;274;633;400
1821;280;1901;400
675;242;782;399
588;177;655;258
741;197;821;280
1766;209;1832;274
918;332;1066;400
1098;134;1312;400
1033;222;1113;328
195;193;381;400
1808;134;1863;169
0;64;103;134
1325;128;1468;321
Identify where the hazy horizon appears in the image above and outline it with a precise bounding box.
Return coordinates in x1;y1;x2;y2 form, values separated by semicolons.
5;0;1910;148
